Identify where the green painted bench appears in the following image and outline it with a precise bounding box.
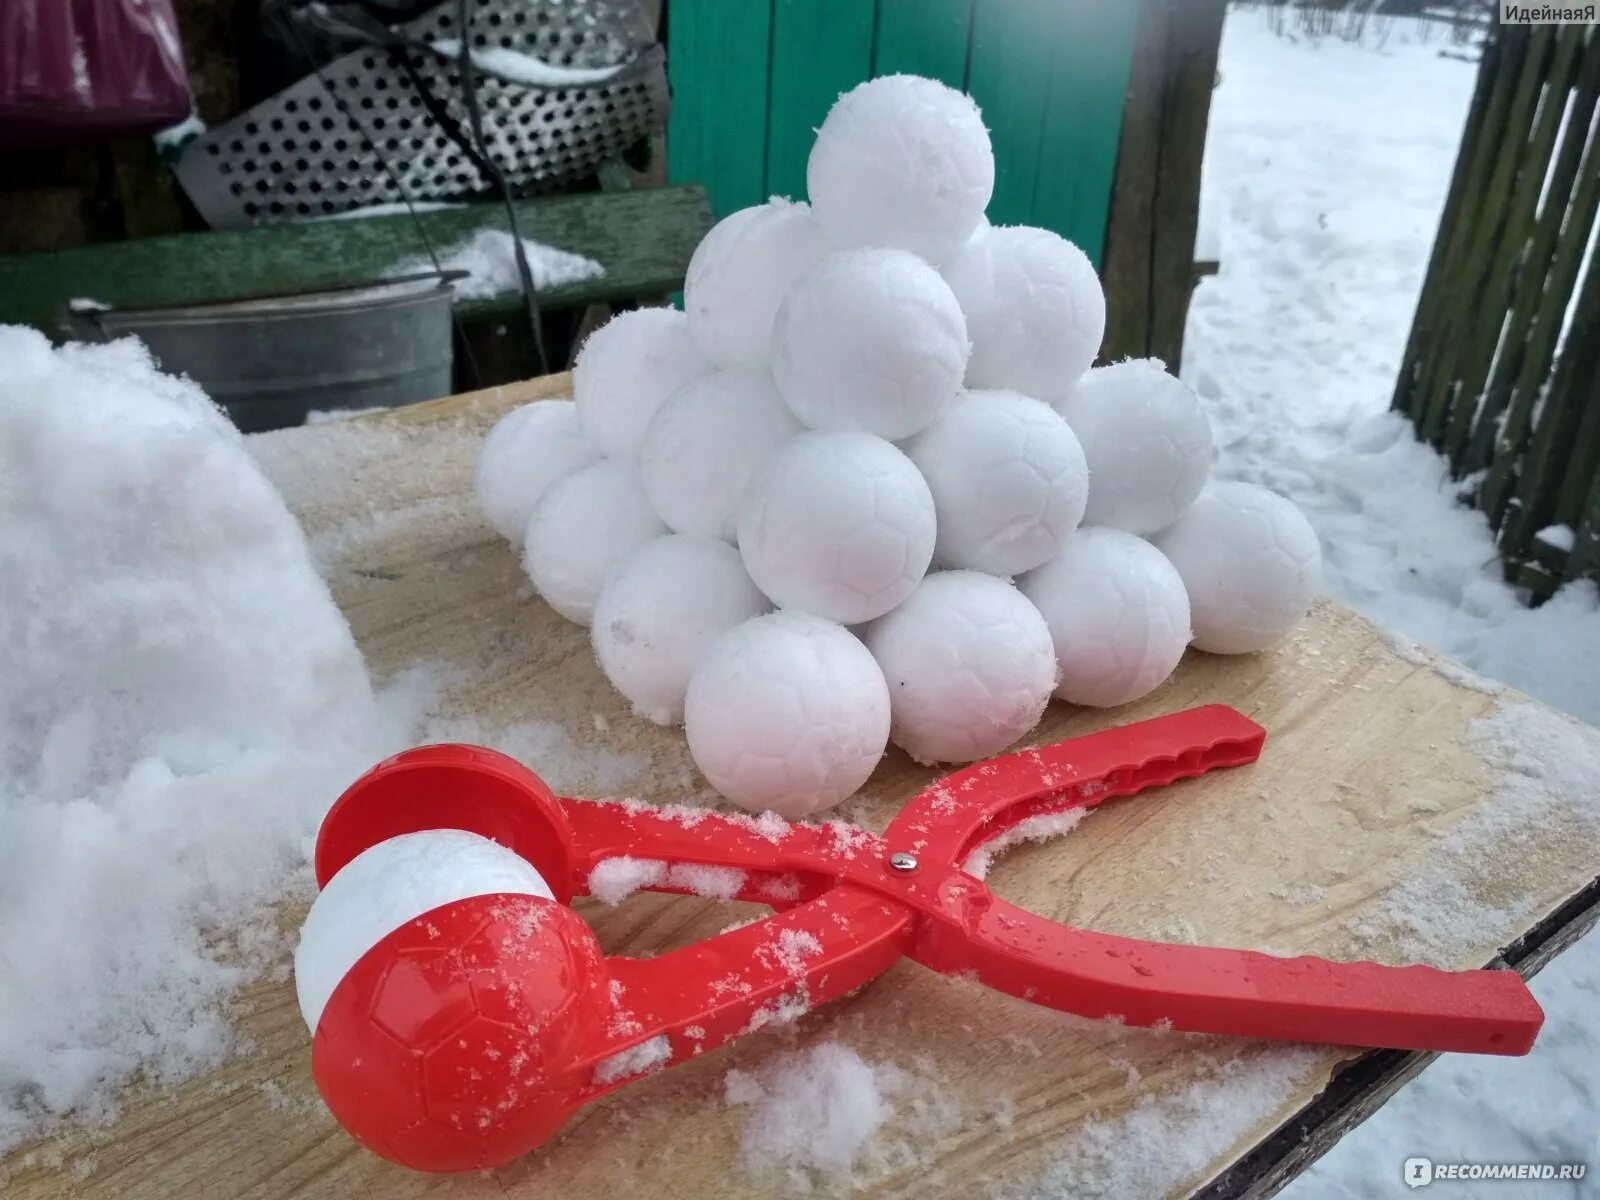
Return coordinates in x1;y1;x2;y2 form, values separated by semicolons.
0;185;712;339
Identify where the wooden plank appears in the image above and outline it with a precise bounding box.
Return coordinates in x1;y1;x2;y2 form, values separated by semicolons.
1101;0;1225;370
1392;22;1508;419
1442;24;1588;467
871;0;973;87
764;0;876;204
1463;30;1600;476
1031;0;1144;268
0;186;713;337
1396;25;1528;430
664;0;773;218
1415;26;1554;447
1147;0;1225;371
1481;97;1600;529
1100;0;1167;363
6;377;1600;1200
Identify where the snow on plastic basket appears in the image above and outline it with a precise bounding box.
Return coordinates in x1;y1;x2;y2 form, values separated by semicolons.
175;0;666;228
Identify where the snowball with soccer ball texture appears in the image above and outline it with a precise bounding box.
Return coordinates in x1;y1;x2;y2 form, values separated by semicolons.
295;829;554;1033
592;534;771;725
573;308;711;459
737;431;936;625
807;74;994;265
524;460;666;625
684;199;826;367
772;248;968;440
943;224;1105;399
640;367;801;542
904;389;1089;576
474;399;602;542
1151;481;1321;654
1019;528;1192;709
1054;359;1213;535
685;611;890;818
862;571;1056;765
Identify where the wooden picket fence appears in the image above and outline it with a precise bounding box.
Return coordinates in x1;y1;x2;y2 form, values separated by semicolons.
1393;21;1600;600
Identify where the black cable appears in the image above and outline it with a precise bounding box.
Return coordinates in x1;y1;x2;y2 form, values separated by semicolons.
455;0;550;376
280;4;486;389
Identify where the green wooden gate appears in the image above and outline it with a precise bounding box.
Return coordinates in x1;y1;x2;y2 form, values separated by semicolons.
663;0;1141;269
1393;22;1600;600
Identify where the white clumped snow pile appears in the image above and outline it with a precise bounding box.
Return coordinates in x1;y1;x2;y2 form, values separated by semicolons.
390;228;604;299
0;329;410;1150
1185;14;1600;1198
724;1043;894;1181
1186;14;1600;725
475;71;1324;818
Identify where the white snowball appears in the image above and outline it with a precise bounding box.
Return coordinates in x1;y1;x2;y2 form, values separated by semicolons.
295;829;553;1033
903;389;1089;576
592;535;772;725
684;199;826;366
807;75;994;265
1018;528;1192;708
1150;482;1321;654
684;612;890;818
523;460;666;625
943;224;1106;398
1054;359;1213;535
640;367;801;542
862;571;1056;765
738;431;936;624
573;308;712;459
473;400;602;542
772;248;968;440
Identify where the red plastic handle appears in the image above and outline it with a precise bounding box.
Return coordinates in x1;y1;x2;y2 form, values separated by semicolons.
911;878;1542;1055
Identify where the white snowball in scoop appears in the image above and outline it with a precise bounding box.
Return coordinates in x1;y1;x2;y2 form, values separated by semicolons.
295;829;552;1033
807;74;994;265
737;431;936;624
1054;359;1213;535
943;224;1105;398
640;367;801;542
1018;528;1192;708
524;460;666;625
684;199;826;366
772;248;968;440
574;308;712;459
1150;482;1321;654
904;389;1089;576
592;534;772;725
684;612;890;818
474;399;602;542
862;571;1056;765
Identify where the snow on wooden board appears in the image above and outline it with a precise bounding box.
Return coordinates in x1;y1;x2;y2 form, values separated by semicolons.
6;375;1600;1200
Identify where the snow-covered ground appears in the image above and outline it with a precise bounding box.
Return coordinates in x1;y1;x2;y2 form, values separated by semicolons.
1186;12;1599;1196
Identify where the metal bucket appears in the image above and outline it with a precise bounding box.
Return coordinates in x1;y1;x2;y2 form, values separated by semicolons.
69;274;458;433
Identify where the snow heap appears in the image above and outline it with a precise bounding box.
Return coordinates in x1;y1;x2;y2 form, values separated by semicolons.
474;74;1324;817
0;329;402;1149
389;227;604;299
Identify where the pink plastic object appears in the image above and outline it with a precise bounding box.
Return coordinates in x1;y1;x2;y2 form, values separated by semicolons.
307;705;1543;1172
0;0;192;147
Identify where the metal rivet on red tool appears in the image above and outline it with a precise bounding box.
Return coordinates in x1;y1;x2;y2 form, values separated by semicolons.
888;851;918;873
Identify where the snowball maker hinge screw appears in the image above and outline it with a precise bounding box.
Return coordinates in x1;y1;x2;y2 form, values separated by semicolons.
306;703;1546;1174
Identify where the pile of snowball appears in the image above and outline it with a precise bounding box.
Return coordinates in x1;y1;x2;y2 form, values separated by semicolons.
475;74;1321;820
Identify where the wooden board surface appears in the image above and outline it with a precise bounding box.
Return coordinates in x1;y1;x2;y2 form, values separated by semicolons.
6;376;1600;1200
